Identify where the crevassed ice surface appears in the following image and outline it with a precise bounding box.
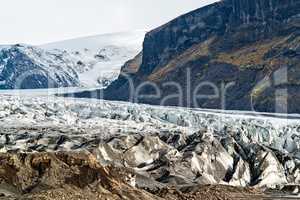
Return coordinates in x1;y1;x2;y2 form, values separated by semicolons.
0;94;300;189
0;95;299;154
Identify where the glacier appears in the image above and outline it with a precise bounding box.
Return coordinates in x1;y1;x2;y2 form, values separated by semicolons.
0;93;299;191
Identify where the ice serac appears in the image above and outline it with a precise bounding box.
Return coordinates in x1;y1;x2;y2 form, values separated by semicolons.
0;95;300;191
84;0;300;113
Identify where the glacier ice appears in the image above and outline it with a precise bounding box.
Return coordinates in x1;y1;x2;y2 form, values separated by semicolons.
0;94;299;189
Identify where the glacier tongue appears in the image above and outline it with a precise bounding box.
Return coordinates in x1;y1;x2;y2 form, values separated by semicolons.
0;95;299;189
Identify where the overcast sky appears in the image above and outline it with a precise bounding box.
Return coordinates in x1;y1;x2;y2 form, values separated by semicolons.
0;0;218;45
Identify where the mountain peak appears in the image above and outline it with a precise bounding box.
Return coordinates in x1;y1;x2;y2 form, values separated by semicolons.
0;31;146;89
86;0;300;113
139;0;299;75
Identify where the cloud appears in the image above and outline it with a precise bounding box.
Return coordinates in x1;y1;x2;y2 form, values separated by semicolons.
0;0;218;45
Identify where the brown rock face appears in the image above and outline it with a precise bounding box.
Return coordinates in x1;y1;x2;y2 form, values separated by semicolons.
0;152;160;200
0;152;268;200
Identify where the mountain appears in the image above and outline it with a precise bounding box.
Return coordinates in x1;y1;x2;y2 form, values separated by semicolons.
0;31;145;89
1;94;300;195
42;30;146;87
73;0;300;113
0;45;80;89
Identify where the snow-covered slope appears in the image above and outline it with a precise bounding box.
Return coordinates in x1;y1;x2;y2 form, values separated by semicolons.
0;31;146;89
42;30;146;52
41;30;146;87
0;45;80;89
0;94;299;190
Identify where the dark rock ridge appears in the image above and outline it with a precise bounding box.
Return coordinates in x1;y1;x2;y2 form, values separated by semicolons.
140;0;299;75
71;0;300;113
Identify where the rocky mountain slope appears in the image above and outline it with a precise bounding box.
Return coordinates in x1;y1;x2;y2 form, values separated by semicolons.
74;0;300;113
0;95;299;198
0;31;145;89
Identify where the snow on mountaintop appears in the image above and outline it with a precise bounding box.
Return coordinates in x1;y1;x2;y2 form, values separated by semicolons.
41;30;146;52
0;44;80;89
41;30;146;87
0;31;145;89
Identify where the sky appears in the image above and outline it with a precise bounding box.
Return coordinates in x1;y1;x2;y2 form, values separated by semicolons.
0;0;218;45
